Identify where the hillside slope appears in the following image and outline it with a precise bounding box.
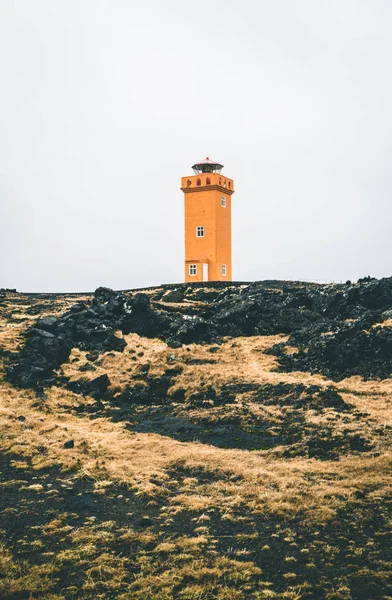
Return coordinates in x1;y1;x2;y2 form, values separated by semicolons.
0;279;392;600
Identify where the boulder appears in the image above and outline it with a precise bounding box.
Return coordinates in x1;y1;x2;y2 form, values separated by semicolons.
88;374;111;393
162;288;185;303
79;363;96;372
103;333;127;353
36;316;60;331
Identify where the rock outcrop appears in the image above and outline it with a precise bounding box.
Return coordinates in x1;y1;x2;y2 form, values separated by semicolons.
5;277;392;388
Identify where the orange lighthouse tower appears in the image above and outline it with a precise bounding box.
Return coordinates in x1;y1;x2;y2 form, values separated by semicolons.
181;158;235;282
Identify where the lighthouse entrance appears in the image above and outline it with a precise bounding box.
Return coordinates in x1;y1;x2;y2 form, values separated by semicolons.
203;263;209;282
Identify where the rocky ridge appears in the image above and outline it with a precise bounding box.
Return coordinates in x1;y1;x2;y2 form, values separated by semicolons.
4;276;392;389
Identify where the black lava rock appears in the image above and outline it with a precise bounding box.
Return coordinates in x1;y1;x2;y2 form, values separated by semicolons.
79;363;97;372
67;374;111;398
6;277;392;389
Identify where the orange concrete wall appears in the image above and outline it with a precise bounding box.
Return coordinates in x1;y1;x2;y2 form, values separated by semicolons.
216;192;232;281
181;173;234;282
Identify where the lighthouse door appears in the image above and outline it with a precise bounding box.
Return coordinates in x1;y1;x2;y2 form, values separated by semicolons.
203;263;209;282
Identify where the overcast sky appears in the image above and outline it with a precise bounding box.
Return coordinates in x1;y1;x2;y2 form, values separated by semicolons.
1;0;391;292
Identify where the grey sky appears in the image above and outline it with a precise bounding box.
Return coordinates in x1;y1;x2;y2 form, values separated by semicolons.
1;0;391;292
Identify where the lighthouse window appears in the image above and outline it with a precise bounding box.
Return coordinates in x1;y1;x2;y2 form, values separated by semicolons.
196;226;204;238
222;264;227;276
196;178;201;186
206;177;211;185
221;196;226;207
189;264;197;276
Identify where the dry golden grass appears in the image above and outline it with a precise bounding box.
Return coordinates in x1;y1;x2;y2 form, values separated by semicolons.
1;367;391;528
61;333;169;392
169;335;334;399
373;318;392;328
1;319;389;506
1;292;392;599
0;323;390;526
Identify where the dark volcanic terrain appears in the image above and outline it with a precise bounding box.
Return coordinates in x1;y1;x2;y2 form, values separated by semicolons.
1;278;392;599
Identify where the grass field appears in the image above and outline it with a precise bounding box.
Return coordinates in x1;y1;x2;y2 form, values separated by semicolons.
1;291;391;599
